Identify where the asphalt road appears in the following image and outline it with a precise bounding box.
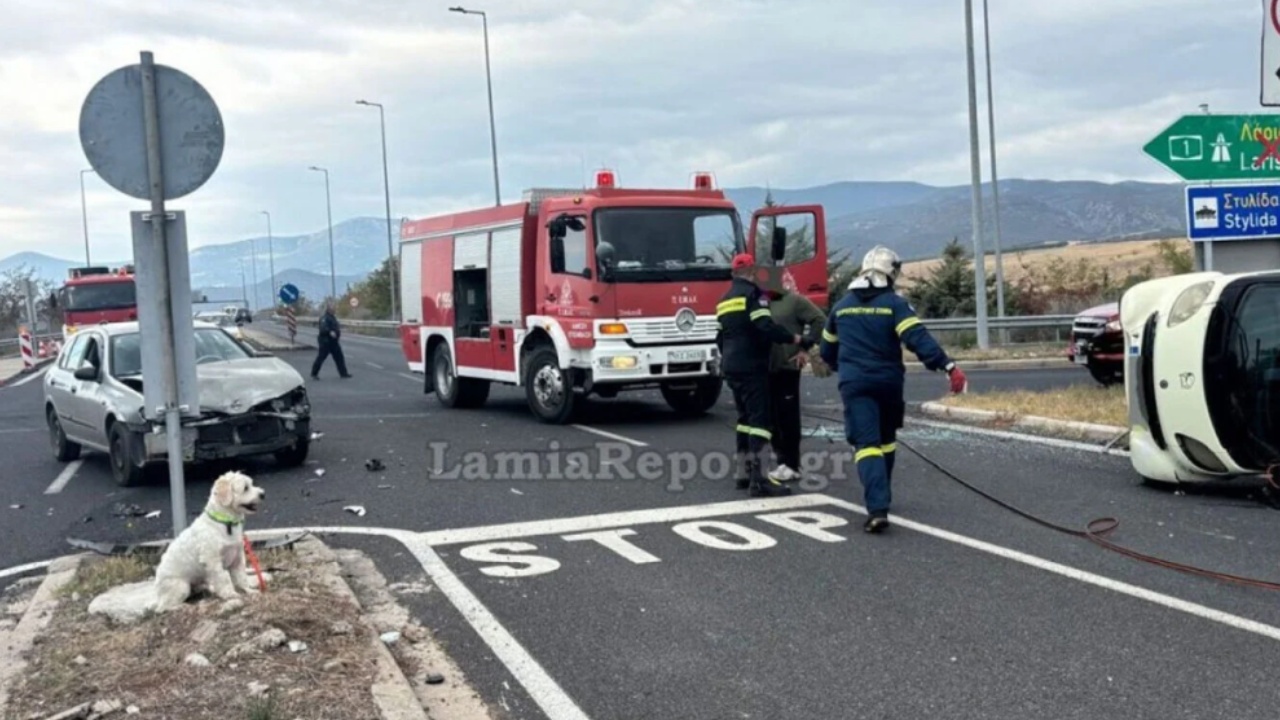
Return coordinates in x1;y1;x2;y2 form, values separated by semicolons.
3;324;1277;719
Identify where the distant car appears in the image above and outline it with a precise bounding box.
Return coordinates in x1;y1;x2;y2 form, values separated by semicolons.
1067;302;1123;386
43;321;311;486
234;308;253;325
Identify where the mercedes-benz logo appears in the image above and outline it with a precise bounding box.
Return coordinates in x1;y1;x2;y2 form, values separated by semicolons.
675;307;697;333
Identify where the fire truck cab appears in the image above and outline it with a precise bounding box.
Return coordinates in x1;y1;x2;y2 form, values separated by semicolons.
1122;269;1280;485
398;171;829;423
55;265;137;336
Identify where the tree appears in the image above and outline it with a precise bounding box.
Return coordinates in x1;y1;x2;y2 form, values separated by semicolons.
902;239;1012;318
341;256;398;320
0;266;57;336
1156;238;1194;275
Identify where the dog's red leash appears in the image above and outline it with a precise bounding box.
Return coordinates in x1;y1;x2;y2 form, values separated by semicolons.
243;536;267;593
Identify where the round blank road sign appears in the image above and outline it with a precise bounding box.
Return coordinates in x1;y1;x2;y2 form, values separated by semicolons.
350;297;360;308
79;62;225;201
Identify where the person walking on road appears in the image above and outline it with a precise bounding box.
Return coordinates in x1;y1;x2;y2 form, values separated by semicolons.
311;302;352;380
819;246;967;533
765;272;827;484
717;253;811;497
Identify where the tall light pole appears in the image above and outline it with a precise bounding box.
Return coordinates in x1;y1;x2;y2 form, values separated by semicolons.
982;0;1006;324
356;99;399;322
247;235;259;313
79;169;94;267
239;259;249;307
965;0;990;350
450;6;502;206
309;166;337;301
260;211;276;308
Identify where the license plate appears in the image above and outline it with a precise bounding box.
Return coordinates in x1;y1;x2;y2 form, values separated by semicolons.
1074;343;1089;365
669;349;705;362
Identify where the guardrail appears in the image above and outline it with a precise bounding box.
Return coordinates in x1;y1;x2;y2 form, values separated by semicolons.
0;333;63;358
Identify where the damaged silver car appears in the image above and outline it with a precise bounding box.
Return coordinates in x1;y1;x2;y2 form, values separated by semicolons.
43;321;311;486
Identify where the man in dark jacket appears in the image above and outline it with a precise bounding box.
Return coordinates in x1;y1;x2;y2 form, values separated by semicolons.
820;246;966;533
311;302;352;379
765;273;827;484
717;253;810;497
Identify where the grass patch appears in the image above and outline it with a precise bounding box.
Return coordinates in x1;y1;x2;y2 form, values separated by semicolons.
946;343;1066;362
58;555;156;599
938;383;1127;427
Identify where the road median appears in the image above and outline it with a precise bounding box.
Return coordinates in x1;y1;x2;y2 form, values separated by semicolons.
918;385;1128;444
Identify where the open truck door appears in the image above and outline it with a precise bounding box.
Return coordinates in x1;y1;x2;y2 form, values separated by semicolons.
747;205;829;309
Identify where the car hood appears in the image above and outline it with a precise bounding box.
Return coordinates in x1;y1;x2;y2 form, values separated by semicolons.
1076;302;1120;319
195;357;304;414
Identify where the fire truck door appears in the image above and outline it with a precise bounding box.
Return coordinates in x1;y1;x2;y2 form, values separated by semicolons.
748;204;829;309
543;214;596;350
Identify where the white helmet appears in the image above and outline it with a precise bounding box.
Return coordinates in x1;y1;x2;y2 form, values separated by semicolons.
851;245;901;289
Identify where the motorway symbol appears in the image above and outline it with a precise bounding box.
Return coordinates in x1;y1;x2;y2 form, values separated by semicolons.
1185;184;1280;241
278;283;300;305
1144;115;1280;181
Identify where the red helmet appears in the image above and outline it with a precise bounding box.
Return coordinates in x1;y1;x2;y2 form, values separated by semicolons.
731;253;755;270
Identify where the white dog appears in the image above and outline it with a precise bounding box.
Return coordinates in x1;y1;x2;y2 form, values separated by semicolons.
154;471;265;612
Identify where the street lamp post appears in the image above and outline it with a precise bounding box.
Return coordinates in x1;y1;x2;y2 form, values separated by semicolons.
248;235;259;314
982;0;1006;327
309;166;337;301
450;6;502;206
356;99;399;322
964;0;990;350
260;211;276;308
79;169;94;266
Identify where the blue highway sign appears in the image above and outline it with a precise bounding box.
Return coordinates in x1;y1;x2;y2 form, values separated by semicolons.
278;283;300;305
1186;184;1280;241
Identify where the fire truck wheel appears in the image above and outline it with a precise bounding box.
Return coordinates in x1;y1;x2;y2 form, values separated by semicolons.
525;348;575;424
433;345;490;409
661;378;722;416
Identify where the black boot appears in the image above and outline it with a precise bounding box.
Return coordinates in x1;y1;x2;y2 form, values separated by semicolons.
733;452;749;490
864;513;890;534
748;459;791;497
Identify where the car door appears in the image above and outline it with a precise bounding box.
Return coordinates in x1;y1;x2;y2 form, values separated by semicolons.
46;334;90;441
747;205;830;309
64;332;108;445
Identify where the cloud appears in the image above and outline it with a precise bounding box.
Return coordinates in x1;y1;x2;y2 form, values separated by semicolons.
0;0;1264;263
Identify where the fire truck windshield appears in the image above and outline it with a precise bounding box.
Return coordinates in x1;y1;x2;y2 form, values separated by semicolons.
62;280;136;311
593;207;740;282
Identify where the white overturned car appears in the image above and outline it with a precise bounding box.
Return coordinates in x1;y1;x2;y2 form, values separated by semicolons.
1121;270;1280;485
43;321;311;486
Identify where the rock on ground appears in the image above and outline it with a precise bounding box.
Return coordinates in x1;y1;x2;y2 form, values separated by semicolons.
86;581;157;625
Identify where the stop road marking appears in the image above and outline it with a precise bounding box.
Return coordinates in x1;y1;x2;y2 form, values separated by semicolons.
457;510;851;578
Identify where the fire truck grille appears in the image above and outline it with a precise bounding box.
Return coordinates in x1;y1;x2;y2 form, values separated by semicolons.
626;317;718;344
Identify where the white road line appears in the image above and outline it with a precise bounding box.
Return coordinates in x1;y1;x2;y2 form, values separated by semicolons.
5;368;47;388
904;416;1130;457
0;560;53;580
44;460;83;495
365;361;385;370
0;428;38;435
571;424;649;448
325;413;433;420
421;494;831;546
398;373;422;383
820;497;1280;644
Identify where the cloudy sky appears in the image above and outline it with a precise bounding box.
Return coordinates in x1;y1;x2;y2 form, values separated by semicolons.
0;0;1262;263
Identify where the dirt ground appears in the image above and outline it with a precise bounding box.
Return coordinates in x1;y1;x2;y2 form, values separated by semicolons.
4;548;383;720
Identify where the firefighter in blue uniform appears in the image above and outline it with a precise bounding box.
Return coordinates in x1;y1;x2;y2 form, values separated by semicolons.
820;246;968;533
717;253;810;497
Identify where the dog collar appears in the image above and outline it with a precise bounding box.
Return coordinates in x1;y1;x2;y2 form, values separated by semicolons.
206;510;243;535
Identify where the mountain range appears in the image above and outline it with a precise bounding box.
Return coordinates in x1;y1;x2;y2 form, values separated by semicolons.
1;178;1185;300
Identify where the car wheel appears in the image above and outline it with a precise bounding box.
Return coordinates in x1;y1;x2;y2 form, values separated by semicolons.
108;422;146;487
47;407;81;462
661;378;723;416
1088;359;1122;387
433;346;490;409
525;348;575;424
275;438;310;467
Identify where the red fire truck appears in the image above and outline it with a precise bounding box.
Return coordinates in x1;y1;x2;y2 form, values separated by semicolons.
398;170;829;423
56;265;138;336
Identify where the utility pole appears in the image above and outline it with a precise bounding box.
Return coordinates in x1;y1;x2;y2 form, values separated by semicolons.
261;211;276;308
965;0;990;350
356;100;399;321
983;0;1005;328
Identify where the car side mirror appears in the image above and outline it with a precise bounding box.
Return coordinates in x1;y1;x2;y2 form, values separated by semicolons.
771;226;787;262
74;365;99;382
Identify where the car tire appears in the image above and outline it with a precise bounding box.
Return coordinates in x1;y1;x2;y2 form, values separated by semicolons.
47;408;81;462
108;422;146;487
525;348;575;424
433;346;490;409
1088;359;1122;387
661;378;723;416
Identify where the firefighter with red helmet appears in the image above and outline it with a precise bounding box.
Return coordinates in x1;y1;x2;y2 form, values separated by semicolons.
716;253;810;496
820;245;967;533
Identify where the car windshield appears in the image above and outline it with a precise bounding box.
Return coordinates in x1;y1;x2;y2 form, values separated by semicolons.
593;207;740;282
110;328;250;377
62;280;136;311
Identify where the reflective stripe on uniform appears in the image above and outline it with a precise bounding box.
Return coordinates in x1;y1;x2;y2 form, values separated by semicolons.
822;329;838;343
749;309;771;321
736;424;773;440
854;447;884;462
717;297;747;316
895;317;922;336
880;443;896;454
837;307;893;317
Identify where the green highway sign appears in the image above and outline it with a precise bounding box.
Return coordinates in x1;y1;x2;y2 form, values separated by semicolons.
1143;114;1280;181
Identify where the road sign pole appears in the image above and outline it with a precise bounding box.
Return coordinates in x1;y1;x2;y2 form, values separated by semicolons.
964;0;990;350
140;51;187;538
